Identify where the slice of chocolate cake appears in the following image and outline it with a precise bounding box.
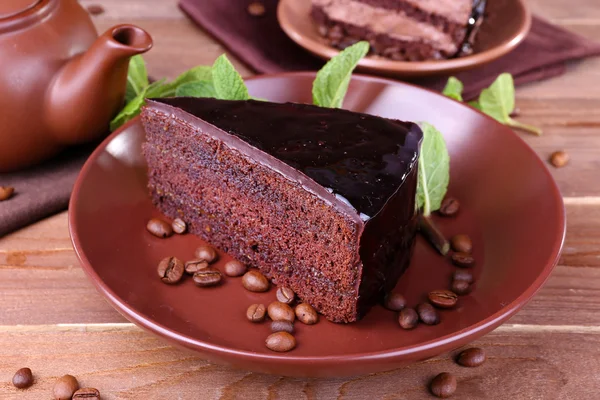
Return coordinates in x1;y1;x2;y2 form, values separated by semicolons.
141;98;422;323
311;0;487;61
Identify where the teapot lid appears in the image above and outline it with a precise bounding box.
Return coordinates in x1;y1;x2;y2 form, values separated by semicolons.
0;0;41;19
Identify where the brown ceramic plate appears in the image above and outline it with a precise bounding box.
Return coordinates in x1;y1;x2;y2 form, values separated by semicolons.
277;0;532;77
69;73;564;377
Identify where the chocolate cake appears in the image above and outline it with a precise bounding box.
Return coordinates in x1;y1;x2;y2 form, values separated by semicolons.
141;98;422;323
311;0;487;61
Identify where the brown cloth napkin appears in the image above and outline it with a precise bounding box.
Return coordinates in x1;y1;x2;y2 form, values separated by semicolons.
2;2;600;237
179;0;600;99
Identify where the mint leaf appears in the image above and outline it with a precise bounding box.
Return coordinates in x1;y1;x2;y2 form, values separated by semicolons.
312;41;369;108
211;55;249;100
479;73;542;135
158;66;213;97
468;100;481;110
175;81;217;98
110;87;148;131
145;79;168;98
443;77;464;101
416;122;450;217
125;55;149;103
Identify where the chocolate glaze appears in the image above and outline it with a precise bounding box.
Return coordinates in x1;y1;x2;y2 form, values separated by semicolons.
153;97;422;217
457;0;487;56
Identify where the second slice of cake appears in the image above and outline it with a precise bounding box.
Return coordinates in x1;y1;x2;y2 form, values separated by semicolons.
142;98;422;322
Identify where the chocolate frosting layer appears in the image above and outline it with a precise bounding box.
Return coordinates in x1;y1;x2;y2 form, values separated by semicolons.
152;98;422;217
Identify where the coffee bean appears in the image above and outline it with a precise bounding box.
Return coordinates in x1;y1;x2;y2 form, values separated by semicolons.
185;259;209;275
383;292;406;311
439;197;459;217
157;257;184;284
12;367;33;389
451;252;475;268
398;308;419;329
53;375;79;400
417;302;440;325
193;267;222;287
451;234;472;254
195;245;218;263
0;186;14;201
265;332;296;352
268;301;295;322
72;388;100;399
146;218;173;238
430;372;457;398
428;290;458;309
172;218;187;234
550;150;569;168
271;320;294;334
276;287;295;304
457;347;486;367
451;279;471;296
224;260;247;277
295;303;318;325
247;2;266;17
246;303;266;322
86;4;105;15
242;270;270;292
452;270;474;284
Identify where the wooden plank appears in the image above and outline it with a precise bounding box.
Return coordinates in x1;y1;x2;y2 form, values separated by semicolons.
1;205;599;326
0;326;598;399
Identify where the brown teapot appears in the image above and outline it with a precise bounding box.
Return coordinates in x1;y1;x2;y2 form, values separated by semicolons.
0;0;153;172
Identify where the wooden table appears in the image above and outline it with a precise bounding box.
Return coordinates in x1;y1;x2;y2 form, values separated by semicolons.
1;1;599;398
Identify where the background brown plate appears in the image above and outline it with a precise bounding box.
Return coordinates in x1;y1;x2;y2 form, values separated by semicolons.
69;73;564;377
277;0;532;77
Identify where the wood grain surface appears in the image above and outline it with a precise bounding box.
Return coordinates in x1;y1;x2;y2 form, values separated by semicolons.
1;0;600;398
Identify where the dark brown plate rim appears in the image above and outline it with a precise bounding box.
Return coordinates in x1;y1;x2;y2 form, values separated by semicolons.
69;72;565;367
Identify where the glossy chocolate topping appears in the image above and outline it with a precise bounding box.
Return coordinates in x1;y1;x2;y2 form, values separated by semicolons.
153;97;422;217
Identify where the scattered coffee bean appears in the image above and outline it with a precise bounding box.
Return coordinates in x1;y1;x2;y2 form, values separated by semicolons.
246;303;266;322
146;218;173;238
439;197;460;217
430;372;457;398
383;292;406;311
265;331;296;352
53;375;79;400
195;245;218;263
12;367;33;389
451;279;471;296
398;308;419;329
276;287;295;304
193;267;222;287
0;186;14;201
242;270;270;292
428;290;458;309
550;150;569;168
224;259;247;277
268;301;295;322
172;218;187;234
247;2;266;17
185;259;209;275
457;347;486;367
452;270;474;284
417;302;440;325
157;257;184;284
271;320;294;334
451;234;472;254
295;303;318;325
72;387;100;400
451;252;475;268
86;4;105;15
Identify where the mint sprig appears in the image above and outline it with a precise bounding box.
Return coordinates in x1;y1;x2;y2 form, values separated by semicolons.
443;73;542;135
125;55;149;103
442;77;463;102
416;123;450;217
312;41;369;108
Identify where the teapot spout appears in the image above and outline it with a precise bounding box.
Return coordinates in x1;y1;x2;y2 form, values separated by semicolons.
45;25;152;144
